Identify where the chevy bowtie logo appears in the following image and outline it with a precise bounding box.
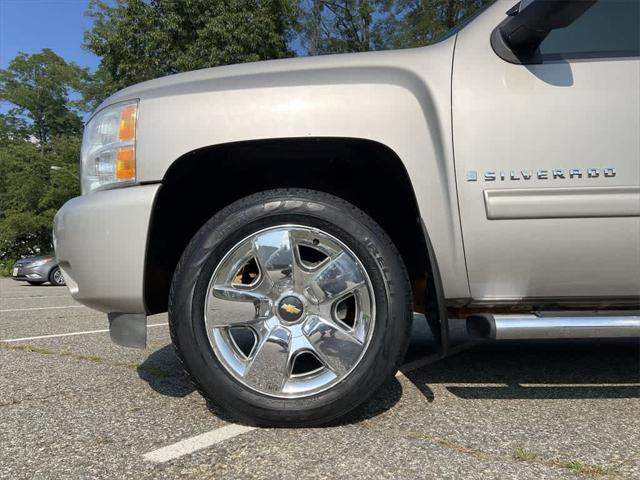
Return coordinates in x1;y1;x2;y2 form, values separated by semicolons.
280;303;301;315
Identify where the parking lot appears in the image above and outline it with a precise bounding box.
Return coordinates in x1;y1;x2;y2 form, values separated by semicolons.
0;277;638;479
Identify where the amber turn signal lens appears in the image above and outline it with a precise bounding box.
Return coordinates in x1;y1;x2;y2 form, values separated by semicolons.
115;146;135;180
118;105;137;141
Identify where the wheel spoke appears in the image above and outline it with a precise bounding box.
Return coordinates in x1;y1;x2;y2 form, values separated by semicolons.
253;229;300;289
210;284;269;303
206;293;271;327
302;315;364;376
243;325;292;394
307;252;366;304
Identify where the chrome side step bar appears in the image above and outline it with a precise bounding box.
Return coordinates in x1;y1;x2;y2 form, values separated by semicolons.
466;312;640;340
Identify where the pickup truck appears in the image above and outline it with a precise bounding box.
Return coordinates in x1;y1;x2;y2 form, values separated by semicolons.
53;0;640;426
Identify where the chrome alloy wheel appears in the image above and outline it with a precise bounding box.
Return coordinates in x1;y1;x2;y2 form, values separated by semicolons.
204;225;375;398
53;268;65;285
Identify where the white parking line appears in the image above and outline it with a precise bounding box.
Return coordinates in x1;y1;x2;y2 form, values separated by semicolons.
0;305;84;313
0;323;168;343
143;424;256;463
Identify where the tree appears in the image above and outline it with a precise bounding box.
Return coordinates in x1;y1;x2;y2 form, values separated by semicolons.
0;50;83;262
84;0;298;102
0;49;88;155
0;141;59;261
299;0;394;54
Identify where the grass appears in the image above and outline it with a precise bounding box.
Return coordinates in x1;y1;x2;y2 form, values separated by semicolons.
356;421;485;458
356;422;619;478
0;343;57;355
0;342;174;378
0;261;13;277
434;437;484;457
554;460;615;477
0;343;103;363
512;445;538;462
511;443;615;477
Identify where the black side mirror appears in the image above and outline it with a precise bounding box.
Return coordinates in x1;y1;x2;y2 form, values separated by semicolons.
491;0;596;64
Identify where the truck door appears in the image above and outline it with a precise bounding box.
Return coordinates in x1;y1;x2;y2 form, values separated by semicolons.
452;1;640;302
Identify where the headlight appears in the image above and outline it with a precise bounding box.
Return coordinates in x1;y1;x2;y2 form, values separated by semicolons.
81;101;138;194
29;259;49;267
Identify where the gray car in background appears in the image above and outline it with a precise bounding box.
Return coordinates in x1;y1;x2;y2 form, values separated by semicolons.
11;256;66;286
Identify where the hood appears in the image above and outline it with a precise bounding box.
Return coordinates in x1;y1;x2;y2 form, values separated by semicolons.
95;46;441;113
19;255;55;262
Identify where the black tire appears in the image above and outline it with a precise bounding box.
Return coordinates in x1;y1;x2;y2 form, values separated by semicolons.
27;281;44;286
49;266;66;286
169;189;412;426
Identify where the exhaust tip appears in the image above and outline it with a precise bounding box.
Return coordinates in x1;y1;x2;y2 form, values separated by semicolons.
466;314;496;339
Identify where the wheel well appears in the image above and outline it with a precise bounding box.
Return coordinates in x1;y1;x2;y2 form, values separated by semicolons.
144;138;431;314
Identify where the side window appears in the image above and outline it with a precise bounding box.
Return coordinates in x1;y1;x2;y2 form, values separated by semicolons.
539;0;640;60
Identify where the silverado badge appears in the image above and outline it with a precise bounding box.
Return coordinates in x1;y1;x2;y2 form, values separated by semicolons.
465;167;616;182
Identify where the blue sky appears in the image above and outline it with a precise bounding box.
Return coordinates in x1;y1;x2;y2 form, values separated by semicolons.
0;0;99;70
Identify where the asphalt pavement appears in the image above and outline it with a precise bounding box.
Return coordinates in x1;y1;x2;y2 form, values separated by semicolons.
1;277;638;479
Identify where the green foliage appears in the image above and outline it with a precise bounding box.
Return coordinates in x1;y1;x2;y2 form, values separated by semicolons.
0;261;12;277
0;51;83;264
0;137;80;262
84;0;298;102
0;210;56;259
0;49;89;148
299;1;393;54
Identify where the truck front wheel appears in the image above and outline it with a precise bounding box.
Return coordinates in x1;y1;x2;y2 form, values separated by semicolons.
168;189;411;426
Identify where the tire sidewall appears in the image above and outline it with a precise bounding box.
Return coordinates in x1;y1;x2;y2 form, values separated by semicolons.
169;190;410;425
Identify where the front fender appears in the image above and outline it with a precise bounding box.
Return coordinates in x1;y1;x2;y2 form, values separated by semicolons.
131;40;470;300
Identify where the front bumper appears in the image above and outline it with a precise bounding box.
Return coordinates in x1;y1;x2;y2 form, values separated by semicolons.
53;184;160;313
12;269;47;282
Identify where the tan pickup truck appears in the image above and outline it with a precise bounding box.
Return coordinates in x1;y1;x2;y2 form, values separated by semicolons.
54;0;640;425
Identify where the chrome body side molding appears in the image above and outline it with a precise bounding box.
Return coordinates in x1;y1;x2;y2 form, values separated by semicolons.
467;312;640;340
483;186;640;220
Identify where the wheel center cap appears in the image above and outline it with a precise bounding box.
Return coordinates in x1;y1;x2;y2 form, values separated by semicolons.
278;296;305;323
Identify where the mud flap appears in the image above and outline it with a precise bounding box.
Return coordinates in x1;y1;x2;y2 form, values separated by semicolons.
108;312;147;348
421;220;450;357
